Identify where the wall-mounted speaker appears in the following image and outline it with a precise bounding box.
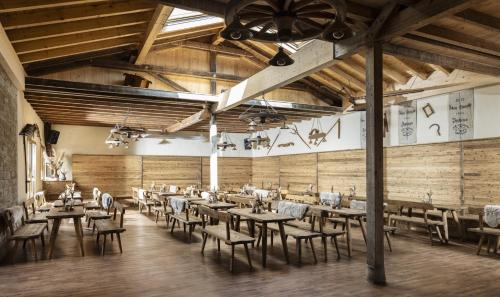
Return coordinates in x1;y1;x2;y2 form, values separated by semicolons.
47;130;60;144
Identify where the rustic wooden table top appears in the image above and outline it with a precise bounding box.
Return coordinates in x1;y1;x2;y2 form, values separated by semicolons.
53;200;83;208
46;207;85;219
190;200;237;209
227;208;294;223
311;205;366;217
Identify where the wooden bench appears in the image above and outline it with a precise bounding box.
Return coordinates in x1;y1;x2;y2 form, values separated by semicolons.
137;188;156;215
95;201;126;256
467;206;500;255
170;198;202;242
5;207;47;263
387;200;446;245
199;206;255;272
23;197;49;227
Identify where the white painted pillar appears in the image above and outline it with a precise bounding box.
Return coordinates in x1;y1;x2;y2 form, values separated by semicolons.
209;114;218;191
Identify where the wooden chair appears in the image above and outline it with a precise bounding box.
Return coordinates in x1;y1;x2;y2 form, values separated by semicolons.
170;198;202;242
131;187;139;207
138;189;155;215
23;197;49;228
5;208;47;263
84;187;101;211
95;201;126;256
199;206;255;272
467;206;500;255
152;194;173;226
34;191;51;212
86;193;113;231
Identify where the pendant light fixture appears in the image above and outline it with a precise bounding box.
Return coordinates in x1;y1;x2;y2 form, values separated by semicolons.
269;46;294;67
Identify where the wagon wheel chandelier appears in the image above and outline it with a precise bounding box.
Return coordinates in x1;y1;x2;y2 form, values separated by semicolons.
220;0;353;66
239;99;287;131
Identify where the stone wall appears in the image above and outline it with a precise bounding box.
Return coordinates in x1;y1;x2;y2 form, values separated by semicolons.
0;63;18;209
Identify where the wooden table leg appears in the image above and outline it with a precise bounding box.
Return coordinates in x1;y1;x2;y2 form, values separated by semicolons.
261;222;268;268
278;221;290;264
235;215;241;232
249;220;255;248
345;217;352;257
358;217;367;245
74;218;85;257
442;211;449;243
48;218;61;259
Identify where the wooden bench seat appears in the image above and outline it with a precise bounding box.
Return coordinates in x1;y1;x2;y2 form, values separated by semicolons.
170;199;203;242
467;207;500;255
95;202;126;256
387;200;447;245
199;206;255;272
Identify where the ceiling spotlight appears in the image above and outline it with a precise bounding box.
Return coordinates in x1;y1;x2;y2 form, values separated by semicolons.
220;17;253;41
269;47;294;67
322;21;353;42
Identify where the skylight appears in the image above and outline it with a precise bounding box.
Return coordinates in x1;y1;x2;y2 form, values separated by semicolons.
162;8;223;33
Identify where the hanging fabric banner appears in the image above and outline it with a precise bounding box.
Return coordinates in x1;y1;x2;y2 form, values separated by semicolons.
449;89;474;141
398;101;417;145
360;111;366;149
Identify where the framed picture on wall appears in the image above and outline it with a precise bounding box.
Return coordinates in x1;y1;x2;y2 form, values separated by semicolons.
422;103;435;118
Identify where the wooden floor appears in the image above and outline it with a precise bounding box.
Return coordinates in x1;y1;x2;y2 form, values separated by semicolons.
1;207;500;297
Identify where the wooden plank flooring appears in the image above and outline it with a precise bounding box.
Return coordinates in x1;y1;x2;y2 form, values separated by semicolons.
1;207;500;297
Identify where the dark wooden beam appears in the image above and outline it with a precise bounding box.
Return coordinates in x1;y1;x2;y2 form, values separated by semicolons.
455;9;500;34
383;43;500;77
365;41;385;285
148;72;190;92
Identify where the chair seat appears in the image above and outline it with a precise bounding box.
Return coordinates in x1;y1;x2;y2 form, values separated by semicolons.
171;214;202;225
11;223;46;240
267;223;322;239
203;225;255;244
286;220;344;237
153;206;173;214
26;213;48;224
390;215;444;226
87;211;112;220
95;219;125;234
468;227;500;236
38;203;52;212
85;201;100;210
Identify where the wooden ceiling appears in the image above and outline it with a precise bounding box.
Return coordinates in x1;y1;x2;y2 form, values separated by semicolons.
1;0;499;131
24;77;340;133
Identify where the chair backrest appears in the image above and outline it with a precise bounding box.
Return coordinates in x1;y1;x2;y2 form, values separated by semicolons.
131;187;139;199
198;206;231;240
101;193;114;213
92;187;100;201
469;206;487;229
112;201;125;228
5;207;25;236
34;191;47;208
22;197;36;219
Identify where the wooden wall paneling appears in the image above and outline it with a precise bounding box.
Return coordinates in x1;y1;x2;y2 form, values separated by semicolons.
318;150;366;196
463;138;500;207
384;143;462;206
279;153;317;193
202;157;252;190
142;156;202;189
72;155;142;198
252;156;280;189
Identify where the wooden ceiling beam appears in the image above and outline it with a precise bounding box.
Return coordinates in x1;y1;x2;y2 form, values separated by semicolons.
14;25;146;55
0;0;108;13
323;67;365;92
169;40;253;57
384;54;433;81
413;24;500;57
429;64;454;76
454;9;500;34
148;72;190;92
135;4;174;64
1;0;156;30
166;107;211;133
19;36;140;64
383;43;500;77
6;12;151;44
211;32;225;46
155;22;224;41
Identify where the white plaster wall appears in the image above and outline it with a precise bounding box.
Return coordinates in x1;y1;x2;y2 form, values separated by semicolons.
416;94;449;144
474;84;500;139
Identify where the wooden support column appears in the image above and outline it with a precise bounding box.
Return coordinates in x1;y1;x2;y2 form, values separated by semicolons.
365;41;385;285
209;52;217;95
209;114;218;191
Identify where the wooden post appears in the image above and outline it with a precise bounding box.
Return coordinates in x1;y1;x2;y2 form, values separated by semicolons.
209;114;218;191
365;41;386;285
209;52;217;95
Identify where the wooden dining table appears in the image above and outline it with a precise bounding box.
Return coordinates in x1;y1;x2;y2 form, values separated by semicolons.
190;199;237;210
311;206;367;257
227;208;294;267
53;199;83;208
46;206;85;259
